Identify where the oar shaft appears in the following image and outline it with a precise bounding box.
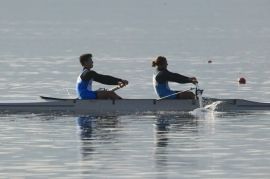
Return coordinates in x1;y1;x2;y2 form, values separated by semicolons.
157;89;192;101
195;84;203;108
109;85;122;92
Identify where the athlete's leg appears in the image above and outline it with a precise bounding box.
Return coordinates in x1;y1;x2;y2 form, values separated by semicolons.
79;91;97;99
176;91;196;99
96;91;122;99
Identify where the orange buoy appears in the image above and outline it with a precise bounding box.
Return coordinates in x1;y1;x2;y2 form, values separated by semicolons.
239;77;246;84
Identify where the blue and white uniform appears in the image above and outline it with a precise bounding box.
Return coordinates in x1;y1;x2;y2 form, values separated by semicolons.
76;68;122;99
153;69;192;99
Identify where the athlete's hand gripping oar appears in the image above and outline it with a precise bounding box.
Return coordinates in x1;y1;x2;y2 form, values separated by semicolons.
109;80;128;92
190;77;198;85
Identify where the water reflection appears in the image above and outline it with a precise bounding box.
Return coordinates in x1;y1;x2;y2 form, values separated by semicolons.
154;115;171;178
76;113;218;178
154;114;200;177
154;114;199;148
76;116;120;160
77;116;96;139
155;116;170;148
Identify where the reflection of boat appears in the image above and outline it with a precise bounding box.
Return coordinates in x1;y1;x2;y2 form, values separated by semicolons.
77;116;119;138
77;116;119;162
77;116;95;139
154;114;200;171
0;96;270;115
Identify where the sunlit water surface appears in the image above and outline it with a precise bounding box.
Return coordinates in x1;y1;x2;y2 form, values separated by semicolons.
1;113;270;178
1;0;270;178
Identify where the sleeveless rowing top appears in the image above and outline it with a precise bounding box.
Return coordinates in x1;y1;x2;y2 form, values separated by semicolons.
76;69;96;99
153;70;176;99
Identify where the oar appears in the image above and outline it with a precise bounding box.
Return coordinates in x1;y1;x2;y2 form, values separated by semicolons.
195;84;204;108
157;84;204;107
156;88;194;101
109;86;122;92
109;84;127;92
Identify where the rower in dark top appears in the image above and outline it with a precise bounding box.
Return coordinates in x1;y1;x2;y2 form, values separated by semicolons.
76;53;128;99
152;56;198;99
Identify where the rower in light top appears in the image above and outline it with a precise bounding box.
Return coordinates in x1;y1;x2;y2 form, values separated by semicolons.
76;53;128;100
152;56;198;99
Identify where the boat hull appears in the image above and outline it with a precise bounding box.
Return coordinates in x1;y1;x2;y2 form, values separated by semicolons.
0;98;270;115
0;99;200;115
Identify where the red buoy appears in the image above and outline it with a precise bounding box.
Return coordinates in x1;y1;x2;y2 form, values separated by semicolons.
239;77;246;84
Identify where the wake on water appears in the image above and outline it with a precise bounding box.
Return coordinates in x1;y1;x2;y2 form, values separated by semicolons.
189;101;223;118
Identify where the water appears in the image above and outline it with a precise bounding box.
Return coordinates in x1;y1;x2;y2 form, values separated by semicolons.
1;0;270;178
1;113;270;178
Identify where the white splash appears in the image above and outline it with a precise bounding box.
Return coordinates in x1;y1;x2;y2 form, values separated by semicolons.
204;101;223;111
189;101;223;118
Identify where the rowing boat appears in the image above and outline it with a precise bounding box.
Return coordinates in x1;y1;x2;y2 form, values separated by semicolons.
0;96;269;115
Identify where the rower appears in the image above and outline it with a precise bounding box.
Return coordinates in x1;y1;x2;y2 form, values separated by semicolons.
76;53;128;100
152;56;198;99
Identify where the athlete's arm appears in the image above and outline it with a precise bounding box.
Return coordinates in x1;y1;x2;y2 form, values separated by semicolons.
167;71;192;83
156;70;192;84
81;70;122;85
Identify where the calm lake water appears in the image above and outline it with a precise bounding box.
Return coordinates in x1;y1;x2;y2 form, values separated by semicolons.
1;0;270;178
